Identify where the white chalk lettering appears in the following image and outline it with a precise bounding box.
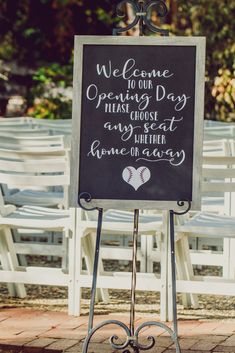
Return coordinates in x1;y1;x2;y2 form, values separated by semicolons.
86;85;151;110
134;134;166;144
155;85;190;111
143;117;183;133
87;140;130;159
136;148;185;166
103;122;141;141
130;111;158;121
96;59;174;80
104;103;130;113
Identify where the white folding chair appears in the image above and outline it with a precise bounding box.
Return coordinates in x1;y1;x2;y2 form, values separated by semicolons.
31;118;72;135
0;116;30;123
0;148;76;311
0;147;111;314
0;146;70;208
0;205;77;314
174;154;235;299
204;125;235;141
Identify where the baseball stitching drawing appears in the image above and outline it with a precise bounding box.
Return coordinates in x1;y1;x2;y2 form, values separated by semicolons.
122;166;151;191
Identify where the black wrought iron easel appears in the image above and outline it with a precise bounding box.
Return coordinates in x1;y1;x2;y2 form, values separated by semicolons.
80;1;191;352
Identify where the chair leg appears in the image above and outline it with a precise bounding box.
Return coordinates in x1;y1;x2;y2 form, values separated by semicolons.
68;207;82;316
0;228;26;298
176;235;199;309
62;232;69;272
223;238;235;279
82;233;109;303
223;238;230;278
229;239;235;278
140;234;147;273
12;229;28;267
67;225;76;315
0;231;16;296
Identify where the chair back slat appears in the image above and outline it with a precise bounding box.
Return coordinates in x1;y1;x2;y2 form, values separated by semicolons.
0;129;51;137
0;173;70;187
202;182;235;193
201;140;235;214
0;148;69;158
204;126;235;141
0;146;70;189
203;168;235;178
0;159;68;173
0;135;65;147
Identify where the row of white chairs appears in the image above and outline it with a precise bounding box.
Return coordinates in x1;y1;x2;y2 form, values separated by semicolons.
0;129;133;313
0;124;181;318
174;144;235;296
1;117;235;319
0;116;72;136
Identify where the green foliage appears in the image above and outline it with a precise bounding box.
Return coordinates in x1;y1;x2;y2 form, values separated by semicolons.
27;62;73;119
0;0;234;120
27;97;72;120
211;68;235;122
32;63;72;90
0;0;114;64
0;0;115;119
173;0;235;121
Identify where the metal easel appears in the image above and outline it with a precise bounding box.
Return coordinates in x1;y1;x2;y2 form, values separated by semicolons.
80;1;191;352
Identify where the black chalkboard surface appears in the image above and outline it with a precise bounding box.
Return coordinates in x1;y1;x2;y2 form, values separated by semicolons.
70;36;206;210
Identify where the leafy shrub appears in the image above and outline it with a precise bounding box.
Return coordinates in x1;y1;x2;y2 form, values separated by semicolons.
173;0;235;121
27;62;73;119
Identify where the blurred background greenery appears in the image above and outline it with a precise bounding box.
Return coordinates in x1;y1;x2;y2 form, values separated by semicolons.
0;0;234;121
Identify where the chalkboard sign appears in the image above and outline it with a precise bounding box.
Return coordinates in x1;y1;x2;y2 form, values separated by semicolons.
70;36;206;210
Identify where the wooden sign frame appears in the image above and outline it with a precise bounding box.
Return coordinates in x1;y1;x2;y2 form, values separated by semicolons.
69;35;206;211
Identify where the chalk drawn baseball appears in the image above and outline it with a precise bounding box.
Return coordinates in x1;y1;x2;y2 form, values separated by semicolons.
122;166;151;191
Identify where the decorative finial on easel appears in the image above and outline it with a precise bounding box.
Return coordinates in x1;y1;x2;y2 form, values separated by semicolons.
113;0;169;36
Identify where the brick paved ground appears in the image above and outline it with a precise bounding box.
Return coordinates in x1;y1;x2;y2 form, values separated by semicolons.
0;309;234;352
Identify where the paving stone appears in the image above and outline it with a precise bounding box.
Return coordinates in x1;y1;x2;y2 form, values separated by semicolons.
164;350;211;353
23;338;57;353
213;351;234;353
0;311;66;340
190;340;219;351
46;339;78;351
198;335;228;343
146;347;166;353
212;325;235;335
0;314;10;322
213;346;235;352
64;342;83;352
190;322;222;334
66;341;167;353
55;317;87;330
0;338;34;350
0;350;21;353
0;340;26;352
154;336;175;347
170;338;199;350
64;342;120;353
221;335;235;346
40;327;86;340
0;329;25;339
140;323;171;337
177;321;202;335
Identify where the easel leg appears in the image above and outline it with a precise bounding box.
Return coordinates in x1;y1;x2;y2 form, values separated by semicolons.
82;207;182;353
169;210;181;353
87;208;103;333
130;209;139;336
